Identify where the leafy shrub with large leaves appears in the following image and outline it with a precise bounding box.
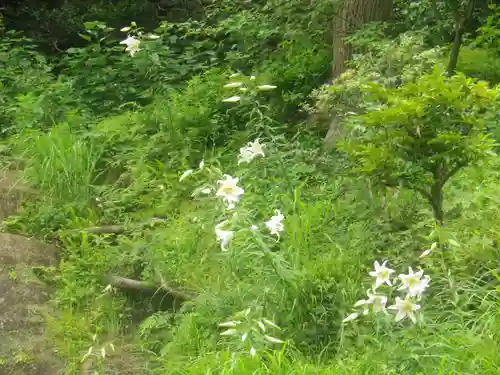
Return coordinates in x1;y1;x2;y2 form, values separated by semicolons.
340;69;498;222
0;29;81;136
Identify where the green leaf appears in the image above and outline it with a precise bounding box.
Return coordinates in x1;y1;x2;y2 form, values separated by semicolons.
78;33;91;41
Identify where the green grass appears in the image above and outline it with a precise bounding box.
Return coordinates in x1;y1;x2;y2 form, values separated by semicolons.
2;26;499;375
11;130;499;374
14;124;103;204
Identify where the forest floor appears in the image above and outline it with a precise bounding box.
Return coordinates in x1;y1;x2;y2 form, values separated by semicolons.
0;170;63;375
0;170;154;375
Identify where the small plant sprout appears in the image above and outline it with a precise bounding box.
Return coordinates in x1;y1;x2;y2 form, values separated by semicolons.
102;284;114;294
388;296;421;323
222;95;241;103
369;260;395;288
216;174;244;208
265;209;285;239
179;169;194;182
420;242;438;258
218;320;242;328
215;221;234;251
342;312;360;323
398;267;431;298
257;84;277;90
218;308;285;357
220;328;238;336
224;82;244;88
264;335;285;344
119;35;141;56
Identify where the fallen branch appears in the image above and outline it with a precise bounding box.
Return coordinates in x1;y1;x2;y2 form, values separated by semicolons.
106;274;196;301
59;217;168;237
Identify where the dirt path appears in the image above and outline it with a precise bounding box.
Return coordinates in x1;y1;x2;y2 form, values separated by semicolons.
0;171;64;375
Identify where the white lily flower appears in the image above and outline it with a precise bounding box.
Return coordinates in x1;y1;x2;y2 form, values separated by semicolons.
354;289;388;315
388;296;421;323
257;84;277;90
224;82;243;88
342;312;359;323
120;26;131;32
265;209;285;238
368;260;395;289
249;347;257;356
215;228;233;251
179;169;193;182
398;267;430;298
216;175;244;206
238;146;255;165
222;95;241;102
245;139;265;159
119;36;141;56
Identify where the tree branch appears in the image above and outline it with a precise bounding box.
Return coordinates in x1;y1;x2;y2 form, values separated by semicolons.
441;161;468;186
58;217;168;237
106;274;196;301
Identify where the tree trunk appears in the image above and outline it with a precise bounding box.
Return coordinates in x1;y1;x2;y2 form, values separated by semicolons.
325;0;393;149
331;0;393;77
446;0;476;76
